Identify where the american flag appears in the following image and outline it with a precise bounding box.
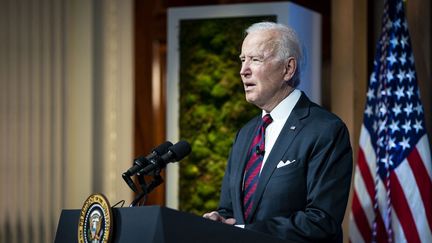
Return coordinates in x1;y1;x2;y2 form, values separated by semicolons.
349;0;432;242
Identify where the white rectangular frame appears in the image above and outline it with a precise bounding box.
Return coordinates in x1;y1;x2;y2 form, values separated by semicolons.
166;2;321;209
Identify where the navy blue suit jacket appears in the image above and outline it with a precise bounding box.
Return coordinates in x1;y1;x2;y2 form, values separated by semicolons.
217;92;353;242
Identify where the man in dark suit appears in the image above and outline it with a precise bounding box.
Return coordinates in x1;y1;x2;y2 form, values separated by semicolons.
203;22;353;242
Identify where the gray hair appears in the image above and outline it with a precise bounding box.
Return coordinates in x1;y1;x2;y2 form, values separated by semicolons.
245;22;303;87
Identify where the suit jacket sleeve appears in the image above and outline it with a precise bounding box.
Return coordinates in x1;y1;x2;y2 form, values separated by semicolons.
245;120;352;242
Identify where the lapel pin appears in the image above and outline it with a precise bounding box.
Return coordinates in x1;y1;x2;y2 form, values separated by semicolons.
290;126;296;130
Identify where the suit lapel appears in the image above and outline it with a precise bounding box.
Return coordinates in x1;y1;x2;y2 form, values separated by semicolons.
247;93;311;222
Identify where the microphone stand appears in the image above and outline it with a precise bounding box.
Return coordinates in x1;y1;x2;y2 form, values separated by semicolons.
122;173;138;192
129;170;164;207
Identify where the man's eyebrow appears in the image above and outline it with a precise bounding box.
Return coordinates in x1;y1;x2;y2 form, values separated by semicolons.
239;54;263;59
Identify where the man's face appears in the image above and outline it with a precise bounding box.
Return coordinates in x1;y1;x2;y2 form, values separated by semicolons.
239;30;289;111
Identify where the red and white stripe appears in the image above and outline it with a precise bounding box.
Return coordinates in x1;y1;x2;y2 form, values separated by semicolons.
350;125;432;243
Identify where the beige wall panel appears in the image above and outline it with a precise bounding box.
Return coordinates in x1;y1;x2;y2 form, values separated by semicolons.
0;0;133;242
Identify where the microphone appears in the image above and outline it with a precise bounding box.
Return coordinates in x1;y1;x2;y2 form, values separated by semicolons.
122;141;172;192
123;141;173;177
139;140;192;175
255;145;265;156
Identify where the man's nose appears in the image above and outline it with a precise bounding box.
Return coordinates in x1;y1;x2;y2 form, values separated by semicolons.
240;62;251;77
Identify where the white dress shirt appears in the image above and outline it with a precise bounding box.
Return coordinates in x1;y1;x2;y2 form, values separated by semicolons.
261;89;301;173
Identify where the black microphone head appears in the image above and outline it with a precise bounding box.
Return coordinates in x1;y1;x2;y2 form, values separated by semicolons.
170;140;191;161
133;156;147;166
153;141;173;155
140;141;191;175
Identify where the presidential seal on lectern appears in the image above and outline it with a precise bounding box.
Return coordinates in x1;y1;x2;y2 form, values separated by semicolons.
78;193;113;243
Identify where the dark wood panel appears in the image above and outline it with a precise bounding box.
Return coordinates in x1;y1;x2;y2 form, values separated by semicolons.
134;0;164;205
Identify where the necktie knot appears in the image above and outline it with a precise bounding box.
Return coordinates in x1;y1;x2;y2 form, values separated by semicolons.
262;114;273;128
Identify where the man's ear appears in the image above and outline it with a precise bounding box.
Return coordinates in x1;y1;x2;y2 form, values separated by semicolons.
283;57;297;81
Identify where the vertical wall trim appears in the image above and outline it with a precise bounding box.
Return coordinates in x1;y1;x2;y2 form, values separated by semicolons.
64;0;94;209
331;0;368;242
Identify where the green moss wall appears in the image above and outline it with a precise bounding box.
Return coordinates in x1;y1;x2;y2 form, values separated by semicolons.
179;16;277;215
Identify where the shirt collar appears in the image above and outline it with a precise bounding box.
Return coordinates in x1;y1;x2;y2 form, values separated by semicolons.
262;89;302;121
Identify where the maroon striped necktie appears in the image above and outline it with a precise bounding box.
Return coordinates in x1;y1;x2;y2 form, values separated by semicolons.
242;114;273;221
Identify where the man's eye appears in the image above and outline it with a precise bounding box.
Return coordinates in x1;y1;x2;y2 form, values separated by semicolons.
252;58;261;62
